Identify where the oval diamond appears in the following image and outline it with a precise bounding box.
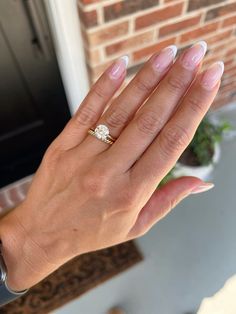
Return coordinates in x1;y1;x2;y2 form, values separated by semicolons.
94;124;109;140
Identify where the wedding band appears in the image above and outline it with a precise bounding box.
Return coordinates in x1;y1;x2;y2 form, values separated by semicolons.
88;124;116;145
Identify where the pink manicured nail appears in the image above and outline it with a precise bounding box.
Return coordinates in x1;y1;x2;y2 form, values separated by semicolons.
200;61;224;90
191;182;215;194
180;41;207;70
153;45;177;71
108;55;129;79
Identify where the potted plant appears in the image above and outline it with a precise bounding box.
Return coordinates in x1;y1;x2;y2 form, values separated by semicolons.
160;117;230;184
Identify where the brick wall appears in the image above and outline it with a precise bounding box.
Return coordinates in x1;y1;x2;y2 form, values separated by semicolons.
78;0;236;109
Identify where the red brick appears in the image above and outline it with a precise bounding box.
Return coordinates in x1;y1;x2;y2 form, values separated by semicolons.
133;37;176;61
85;48;101;65
215;95;234;107
206;29;233;45
206;3;236;21
223;79;236;89
91;60;115;79
104;0;160;22
220;82;236;94
222;70;236;79
218;90;236;102
135;2;183;30
226;47;236;57
220;77;236;88
222;15;236;28
223;75;236;85
78;7;98;28
212;95;231;109
224;59;235;70
218;87;233;97
87;21;129;45
80;26;87;41
203;55;220;68
188;0;225;12
225;65;236;77
221;76;236;88
225;75;236;86
221;76;233;88
159;14;201;38
180;22;219;43
211;42;229;54
106;31;154;56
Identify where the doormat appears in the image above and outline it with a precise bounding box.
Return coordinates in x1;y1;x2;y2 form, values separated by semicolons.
0;241;142;314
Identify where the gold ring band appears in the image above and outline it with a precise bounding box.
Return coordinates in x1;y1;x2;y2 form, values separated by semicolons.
88;124;116;145
88;129;114;145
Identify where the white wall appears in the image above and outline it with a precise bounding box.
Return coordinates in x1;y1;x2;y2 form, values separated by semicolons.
44;0;89;114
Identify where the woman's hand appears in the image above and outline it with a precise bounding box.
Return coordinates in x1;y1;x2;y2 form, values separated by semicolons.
0;41;223;291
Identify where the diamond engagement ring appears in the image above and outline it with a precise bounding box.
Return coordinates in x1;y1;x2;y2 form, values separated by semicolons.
88;124;116;145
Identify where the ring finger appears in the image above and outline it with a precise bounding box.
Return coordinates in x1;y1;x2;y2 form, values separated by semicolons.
82;45;178;154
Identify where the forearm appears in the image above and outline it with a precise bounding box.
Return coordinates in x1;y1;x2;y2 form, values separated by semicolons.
0;205;58;292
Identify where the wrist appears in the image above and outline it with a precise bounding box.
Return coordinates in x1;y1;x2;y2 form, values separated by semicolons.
0;205;59;291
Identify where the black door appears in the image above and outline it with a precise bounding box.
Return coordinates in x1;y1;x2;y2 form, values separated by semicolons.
0;0;71;188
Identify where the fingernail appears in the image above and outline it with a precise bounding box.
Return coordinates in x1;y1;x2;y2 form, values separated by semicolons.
191;182;215;194
200;61;224;90
108;55;129;80
181;41;207;70
153;45;177;72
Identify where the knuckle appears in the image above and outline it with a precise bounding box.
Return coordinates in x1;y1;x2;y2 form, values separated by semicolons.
105;106;129;129
83;175;106;198
74;106;97;127
42;145;65;172
187;96;206;114
136;224;152;238
132;191;182;239
92;83;108;100
83;167;110;198
134;76;153;94
167;74;189;93
136;111;163;135
118;189;135;209
44;143;61;163
166;196;178;212
135;229;147;238
159;124;190;157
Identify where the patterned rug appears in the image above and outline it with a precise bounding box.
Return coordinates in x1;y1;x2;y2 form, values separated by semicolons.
0;241;142;314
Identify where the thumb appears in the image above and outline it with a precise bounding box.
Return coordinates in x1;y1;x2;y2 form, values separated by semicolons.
129;176;214;238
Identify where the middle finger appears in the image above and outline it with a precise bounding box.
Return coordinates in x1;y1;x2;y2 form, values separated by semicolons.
108;41;207;172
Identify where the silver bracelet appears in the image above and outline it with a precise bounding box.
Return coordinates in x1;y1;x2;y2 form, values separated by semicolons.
0;241;28;307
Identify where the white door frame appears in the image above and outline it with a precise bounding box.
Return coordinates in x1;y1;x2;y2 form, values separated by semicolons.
44;0;89;114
